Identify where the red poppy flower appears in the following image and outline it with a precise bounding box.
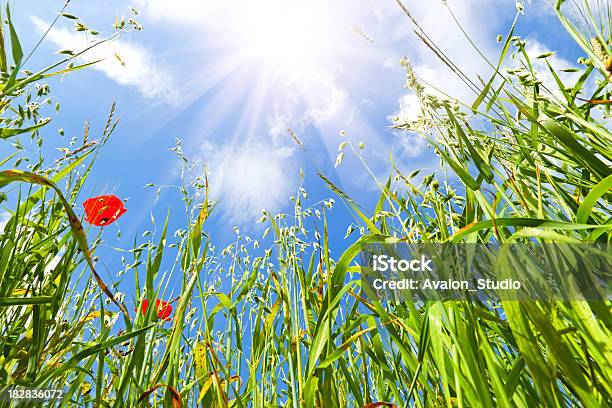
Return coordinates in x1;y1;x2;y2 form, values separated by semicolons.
136;299;173;321
83;195;127;226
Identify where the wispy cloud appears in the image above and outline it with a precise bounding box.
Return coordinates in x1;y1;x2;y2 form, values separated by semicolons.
266;73;349;139
201;141;296;224
31;16;177;102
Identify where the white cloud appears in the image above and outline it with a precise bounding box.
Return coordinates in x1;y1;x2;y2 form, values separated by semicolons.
267;73;349;139
0;211;11;233
524;40;582;97
394;130;428;159
395;93;421;124
387;93;428;159
31;16;177;102
201;141;296;224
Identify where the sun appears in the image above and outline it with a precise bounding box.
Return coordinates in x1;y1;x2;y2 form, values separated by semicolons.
230;1;331;73
182;0;360;147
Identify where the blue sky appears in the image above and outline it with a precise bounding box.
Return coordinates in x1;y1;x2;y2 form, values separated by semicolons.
6;0;585;294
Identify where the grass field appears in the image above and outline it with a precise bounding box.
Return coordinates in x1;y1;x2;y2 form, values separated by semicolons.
0;0;610;407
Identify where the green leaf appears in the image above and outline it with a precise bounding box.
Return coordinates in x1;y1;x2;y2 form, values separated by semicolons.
0;296;54;306
71;325;154;361
317;326;379;368
0;7;7;73
0;118;51;138
542;120;611;179
577;174;612;224
451;217;610;242
6;4;23;66
59;13;79;19
445;106;494;183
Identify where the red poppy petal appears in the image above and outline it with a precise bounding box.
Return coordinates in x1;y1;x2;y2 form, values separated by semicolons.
83;195;127;226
